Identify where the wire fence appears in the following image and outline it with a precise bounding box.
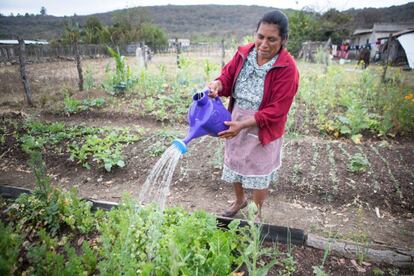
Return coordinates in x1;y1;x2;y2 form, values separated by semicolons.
0;42;230;64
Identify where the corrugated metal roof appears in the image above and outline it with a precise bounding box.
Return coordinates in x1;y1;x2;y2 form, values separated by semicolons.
353;23;414;36
377;28;414;40
353;29;372;36
372;23;414;32
393;28;414;37
0;40;49;45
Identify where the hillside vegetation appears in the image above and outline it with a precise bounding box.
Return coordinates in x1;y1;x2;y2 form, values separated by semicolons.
1;3;414;41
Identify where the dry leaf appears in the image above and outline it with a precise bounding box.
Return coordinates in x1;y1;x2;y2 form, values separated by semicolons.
350;259;366;273
375;207;383;218
77;236;85;246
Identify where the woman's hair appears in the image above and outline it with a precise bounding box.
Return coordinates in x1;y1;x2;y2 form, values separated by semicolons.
256;10;289;41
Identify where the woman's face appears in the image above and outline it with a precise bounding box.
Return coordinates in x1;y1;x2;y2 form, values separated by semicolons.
255;23;284;64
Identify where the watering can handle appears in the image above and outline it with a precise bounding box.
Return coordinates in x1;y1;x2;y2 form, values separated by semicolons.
203;88;221;102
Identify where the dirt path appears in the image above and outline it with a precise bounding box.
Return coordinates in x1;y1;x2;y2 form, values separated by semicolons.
1;112;413;252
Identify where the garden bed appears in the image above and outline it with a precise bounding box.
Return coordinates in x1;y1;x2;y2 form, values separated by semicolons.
1;184;412;275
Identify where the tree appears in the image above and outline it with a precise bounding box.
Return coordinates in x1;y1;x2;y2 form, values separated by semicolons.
139;23;168;49
40;6;46;16
111;8;149;44
62;21;84;91
287;10;318;57
320;9;352;44
97;25;116;45
83;16;103;44
17;37;33;106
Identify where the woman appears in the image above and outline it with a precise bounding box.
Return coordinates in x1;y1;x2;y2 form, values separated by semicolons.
208;10;299;220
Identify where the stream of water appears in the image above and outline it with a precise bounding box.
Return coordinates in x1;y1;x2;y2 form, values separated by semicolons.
138;144;182;210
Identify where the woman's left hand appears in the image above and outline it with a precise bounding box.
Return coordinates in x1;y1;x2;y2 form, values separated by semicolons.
218;121;244;139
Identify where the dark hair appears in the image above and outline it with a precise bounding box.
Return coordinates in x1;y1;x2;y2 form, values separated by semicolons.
256;10;289;41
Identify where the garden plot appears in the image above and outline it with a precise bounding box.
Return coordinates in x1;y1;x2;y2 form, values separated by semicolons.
0;54;413;274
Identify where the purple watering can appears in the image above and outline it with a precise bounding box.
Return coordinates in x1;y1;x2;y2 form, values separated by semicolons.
172;89;231;154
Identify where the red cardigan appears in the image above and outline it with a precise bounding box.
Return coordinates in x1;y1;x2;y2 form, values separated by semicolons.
216;43;299;145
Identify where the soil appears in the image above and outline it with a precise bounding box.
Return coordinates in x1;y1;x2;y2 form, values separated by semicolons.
1;110;413;270
1;58;413;274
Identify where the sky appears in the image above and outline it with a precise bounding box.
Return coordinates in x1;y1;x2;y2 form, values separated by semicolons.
0;0;412;16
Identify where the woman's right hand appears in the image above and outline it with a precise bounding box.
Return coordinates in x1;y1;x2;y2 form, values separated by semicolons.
207;80;222;98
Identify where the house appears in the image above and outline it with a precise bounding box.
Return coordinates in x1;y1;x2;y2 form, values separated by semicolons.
378;29;414;69
351;23;414;58
168;38;190;49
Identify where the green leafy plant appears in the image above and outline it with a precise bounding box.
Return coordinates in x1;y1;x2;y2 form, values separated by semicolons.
6;151;95;235
372;267;385;275
239;203;280;276
84;67;95;89
26;229;65;275
0;221;22;276
106;46;135;94
279;228;297;276
280;254;296;276
9;183;95;236
297;65;414;139
26;229;97;275
0;126;7;146
19;120;140;171
145;129;182;157
312;236;333;275
69;129;138;171
97;195;247;275
64;94;105;114
347;153;370;173
388;268;400;276
203;59;219;82
64;93;83;114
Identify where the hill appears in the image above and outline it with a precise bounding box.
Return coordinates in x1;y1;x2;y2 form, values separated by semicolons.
343;2;414;29
0;3;413;41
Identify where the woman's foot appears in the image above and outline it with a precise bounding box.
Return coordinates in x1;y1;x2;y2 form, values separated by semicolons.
220;199;248;217
254;213;262;224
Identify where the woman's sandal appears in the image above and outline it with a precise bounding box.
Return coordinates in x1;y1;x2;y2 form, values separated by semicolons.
220;200;248;217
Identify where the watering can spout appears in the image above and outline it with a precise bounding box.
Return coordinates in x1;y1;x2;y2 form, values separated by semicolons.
172;89;231;154
172;139;187;154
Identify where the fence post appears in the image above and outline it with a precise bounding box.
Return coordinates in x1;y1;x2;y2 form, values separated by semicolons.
74;41;84;91
143;43;148;69
17;37;33;106
6;47;11;60
381;34;392;83
175;37;181;69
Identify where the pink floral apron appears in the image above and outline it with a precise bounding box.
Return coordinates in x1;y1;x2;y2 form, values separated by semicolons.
222;104;282;189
